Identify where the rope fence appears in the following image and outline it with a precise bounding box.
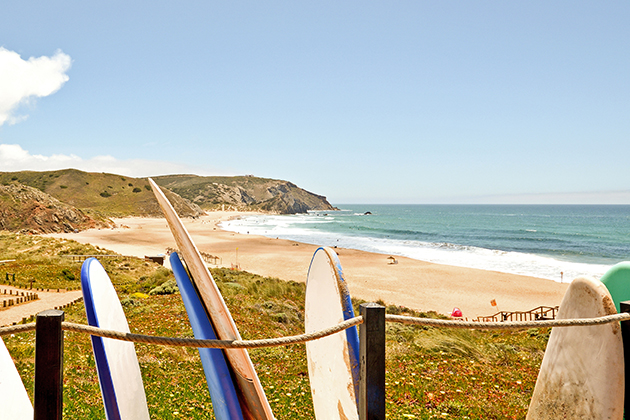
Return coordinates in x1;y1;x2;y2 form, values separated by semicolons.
6;305;630;420
386;312;630;330
2;312;629;348
62;317;365;349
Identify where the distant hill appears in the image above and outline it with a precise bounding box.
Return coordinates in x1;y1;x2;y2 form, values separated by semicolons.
0;169;202;219
152;174;337;214
0;182;113;234
0;170;335;233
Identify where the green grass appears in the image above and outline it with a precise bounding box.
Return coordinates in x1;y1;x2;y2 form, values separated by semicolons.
2;235;548;419
0;233;174;291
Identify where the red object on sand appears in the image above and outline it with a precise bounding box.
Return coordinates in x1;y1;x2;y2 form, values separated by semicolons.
451;307;463;318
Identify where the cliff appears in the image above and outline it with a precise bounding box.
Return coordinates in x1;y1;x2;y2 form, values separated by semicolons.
152;174;337;214
0;183;113;234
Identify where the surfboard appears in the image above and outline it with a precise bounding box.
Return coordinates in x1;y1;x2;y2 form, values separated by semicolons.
81;257;150;420
0;338;33;420
600;261;630;313
148;178;273;420
170;252;244;420
305;246;360;420
526;276;624;419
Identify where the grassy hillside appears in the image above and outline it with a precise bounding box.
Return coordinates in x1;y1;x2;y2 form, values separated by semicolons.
2;234;547;419
0;170;201;218
153;174;336;214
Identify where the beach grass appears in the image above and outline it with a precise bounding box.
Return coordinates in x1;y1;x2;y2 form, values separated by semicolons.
0;232;175;292
1;234;548;419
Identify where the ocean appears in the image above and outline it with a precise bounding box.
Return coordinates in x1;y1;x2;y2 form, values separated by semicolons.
220;205;630;282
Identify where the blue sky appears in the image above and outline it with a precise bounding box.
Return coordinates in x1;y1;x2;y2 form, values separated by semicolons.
1;1;628;204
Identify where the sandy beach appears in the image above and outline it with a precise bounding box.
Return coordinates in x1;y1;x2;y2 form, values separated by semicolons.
46;212;570;319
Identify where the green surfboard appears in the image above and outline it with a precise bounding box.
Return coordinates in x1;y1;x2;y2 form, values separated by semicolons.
600;262;630;313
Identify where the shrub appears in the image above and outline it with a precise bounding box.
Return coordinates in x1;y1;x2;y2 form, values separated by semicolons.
149;279;179;295
60;269;76;281
100;191;111;198
133;187;142;193
121;297;140;307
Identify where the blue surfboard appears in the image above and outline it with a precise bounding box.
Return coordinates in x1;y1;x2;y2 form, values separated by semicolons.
328;249;361;390
170;252;244;420
81;258;150;420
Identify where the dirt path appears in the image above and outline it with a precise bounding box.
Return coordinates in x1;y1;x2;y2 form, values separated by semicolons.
0;285;83;326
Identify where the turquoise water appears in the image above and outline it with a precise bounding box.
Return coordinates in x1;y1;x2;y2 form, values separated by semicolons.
221;205;630;282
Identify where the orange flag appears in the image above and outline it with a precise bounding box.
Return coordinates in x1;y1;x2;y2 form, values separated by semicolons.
490;299;497;307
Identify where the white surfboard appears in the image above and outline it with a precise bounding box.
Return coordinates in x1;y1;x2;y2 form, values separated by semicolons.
81;257;150;420
305;247;360;420
526;276;624;419
0;338;33;420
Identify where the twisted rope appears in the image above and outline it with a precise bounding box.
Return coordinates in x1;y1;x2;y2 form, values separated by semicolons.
2;312;629;344
0;323;36;336
386;312;630;330
61;317;364;348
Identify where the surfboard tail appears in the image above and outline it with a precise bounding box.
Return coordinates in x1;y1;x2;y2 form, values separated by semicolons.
527;276;624;419
81;258;150;420
149;179;274;420
305;247;360;420
321;247;361;398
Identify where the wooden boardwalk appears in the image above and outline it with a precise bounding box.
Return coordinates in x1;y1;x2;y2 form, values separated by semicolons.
0;285;82;326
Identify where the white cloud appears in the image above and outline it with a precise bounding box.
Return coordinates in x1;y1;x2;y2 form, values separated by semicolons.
0;47;72;126
0;143;227;178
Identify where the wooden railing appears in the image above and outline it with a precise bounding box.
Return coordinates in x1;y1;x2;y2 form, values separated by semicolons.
475;305;559;322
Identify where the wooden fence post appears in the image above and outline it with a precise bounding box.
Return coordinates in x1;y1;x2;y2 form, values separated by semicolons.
34;309;65;420
359;303;386;420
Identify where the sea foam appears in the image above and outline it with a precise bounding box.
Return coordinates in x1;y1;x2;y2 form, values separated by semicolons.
220;213;611;282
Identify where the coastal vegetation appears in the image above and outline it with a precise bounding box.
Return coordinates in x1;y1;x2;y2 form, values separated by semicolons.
1;234;547;419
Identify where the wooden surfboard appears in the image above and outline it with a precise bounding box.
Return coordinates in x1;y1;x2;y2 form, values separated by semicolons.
149;178;273;420
600;261;630;313
0;338;33;420
305;247;360;420
526;276;624;419
170;252;244;420
81;258;150;420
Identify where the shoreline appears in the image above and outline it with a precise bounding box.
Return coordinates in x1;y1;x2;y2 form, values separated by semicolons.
45;212;570;319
